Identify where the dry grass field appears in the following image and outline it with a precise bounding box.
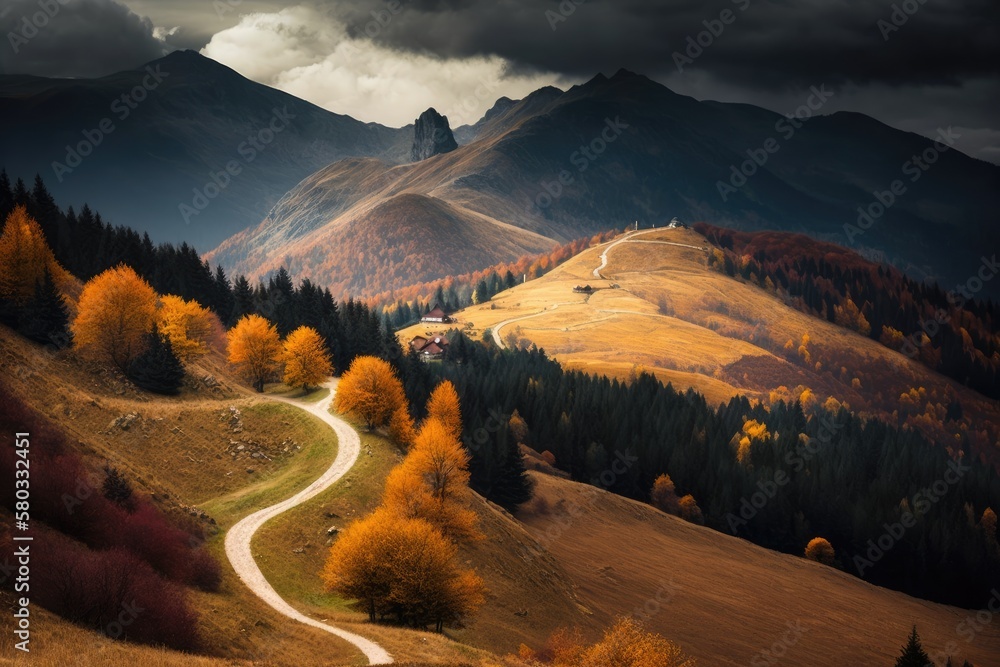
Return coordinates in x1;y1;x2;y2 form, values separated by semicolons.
3;275;998;666
399;227;1000;459
517;471;1000;667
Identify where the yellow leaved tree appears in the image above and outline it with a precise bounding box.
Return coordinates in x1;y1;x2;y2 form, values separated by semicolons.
72;264;158;372
158;294;214;359
321;508;484;631
333;355;406;430
0;205;73;304
425;380;462;439
226;314;282;392
281;325;332;389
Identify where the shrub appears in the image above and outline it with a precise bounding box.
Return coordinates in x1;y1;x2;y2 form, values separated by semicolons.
804;537;836;566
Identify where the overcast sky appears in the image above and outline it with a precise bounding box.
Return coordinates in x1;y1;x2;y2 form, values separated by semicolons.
1;0;997;163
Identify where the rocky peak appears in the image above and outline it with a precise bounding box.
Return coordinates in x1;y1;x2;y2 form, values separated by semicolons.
411;107;458;162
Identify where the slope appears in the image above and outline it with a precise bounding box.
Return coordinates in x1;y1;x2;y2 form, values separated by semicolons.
210;69;1000;299
518;470;1000;666
399;226;1000;466
0;50;410;250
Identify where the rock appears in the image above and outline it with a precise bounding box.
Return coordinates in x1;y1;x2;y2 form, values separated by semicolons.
202;374;219;387
292;547;305;554
410;108;458;162
109;412;141;431
246;467;255;474
327;526;339;535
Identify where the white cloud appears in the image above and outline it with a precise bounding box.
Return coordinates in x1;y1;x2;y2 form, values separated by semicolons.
200;5;564;128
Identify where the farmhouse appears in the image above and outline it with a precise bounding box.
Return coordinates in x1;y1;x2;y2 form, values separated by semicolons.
409;335;450;359
421;304;452;324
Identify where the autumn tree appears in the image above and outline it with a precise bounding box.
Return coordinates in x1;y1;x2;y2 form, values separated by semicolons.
388;405;417;449
677;495;704;525
425;380;462;439
578;617;696;667
384;418;480;540
72;264;159;372
158;295;214;359
0;205;72;305
321;508;484;630
281;325;333;389
334;355;406;430
804;537;836;566
226;314;282;392
651;473;681;515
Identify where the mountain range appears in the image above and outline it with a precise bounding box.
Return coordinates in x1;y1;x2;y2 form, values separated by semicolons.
0;50;410;249
3;51;998;297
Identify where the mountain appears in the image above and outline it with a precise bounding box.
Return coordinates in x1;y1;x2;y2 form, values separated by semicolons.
208;69;1000;298
0;50;411;250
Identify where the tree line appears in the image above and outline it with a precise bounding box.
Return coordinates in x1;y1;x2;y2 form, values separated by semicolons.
698;223;1000;399
428;334;1000;609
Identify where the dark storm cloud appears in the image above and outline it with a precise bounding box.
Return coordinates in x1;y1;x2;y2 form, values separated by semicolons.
337;0;999;90
0;0;167;77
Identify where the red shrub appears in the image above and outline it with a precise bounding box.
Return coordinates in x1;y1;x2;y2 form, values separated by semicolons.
11;531;199;651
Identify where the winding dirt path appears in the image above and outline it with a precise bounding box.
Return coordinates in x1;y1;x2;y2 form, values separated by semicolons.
224;379;394;665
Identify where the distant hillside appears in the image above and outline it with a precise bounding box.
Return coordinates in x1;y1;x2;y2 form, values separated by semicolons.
210;69;1000;298
0;50;410;250
399;226;1000;468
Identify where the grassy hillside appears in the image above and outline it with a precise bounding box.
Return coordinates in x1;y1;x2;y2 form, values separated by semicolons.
399;227;1000;464
2;305;996;665
518;470;1000;666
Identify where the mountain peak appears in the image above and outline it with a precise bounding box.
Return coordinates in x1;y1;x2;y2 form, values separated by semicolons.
411;107;458;162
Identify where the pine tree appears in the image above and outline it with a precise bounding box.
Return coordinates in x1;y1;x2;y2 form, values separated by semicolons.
128;323;185;394
492;430;535;511
894;626;931;667
17;268;72;347
231;275;254;323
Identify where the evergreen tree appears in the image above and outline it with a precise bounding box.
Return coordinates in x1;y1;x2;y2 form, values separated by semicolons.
128;323;185;394
17;269;72;347
0;170;13;222
491;429;535;511
894;626;931;667
232;275;254;323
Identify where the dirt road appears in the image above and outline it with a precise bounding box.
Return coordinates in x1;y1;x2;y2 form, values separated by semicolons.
224;380;393;665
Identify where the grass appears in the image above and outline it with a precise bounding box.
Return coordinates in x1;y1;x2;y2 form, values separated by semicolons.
264;383;331;403
515;472;999;667
399;227;1000;434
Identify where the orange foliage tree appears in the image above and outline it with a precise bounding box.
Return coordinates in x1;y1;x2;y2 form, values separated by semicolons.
804;537;836;566
72;264;158;372
388;405;417;449
333;355;406;430
158;294;214;359
425;380;462;439
281;325;332;389
226;314;282;392
650;473;681;515
321;508;484;631
677;495;704;525
0;205;72;304
384;417;479;540
578;617;696;667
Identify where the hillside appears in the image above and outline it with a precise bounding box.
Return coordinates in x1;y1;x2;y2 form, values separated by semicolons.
209;69;1000;299
0;50;410;250
399;227;1000;466
518;470;1000;666
4;309;996;665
